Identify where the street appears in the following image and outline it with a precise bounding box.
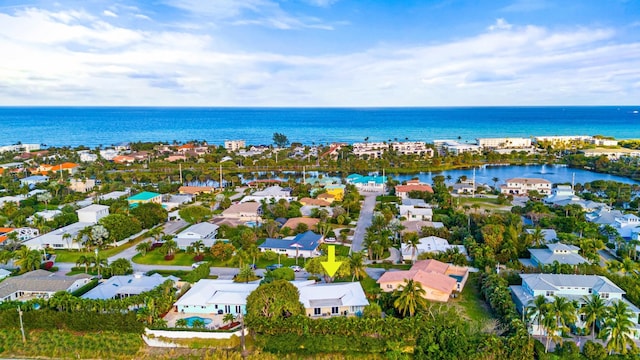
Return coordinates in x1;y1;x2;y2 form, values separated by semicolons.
351;191;381;252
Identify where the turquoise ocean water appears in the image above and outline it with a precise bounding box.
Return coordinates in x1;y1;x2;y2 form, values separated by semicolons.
1;106;639;147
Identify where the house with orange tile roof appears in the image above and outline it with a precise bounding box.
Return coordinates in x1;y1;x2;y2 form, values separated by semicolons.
282;217;320;231
395;181;434;199
178;186;216;195
298;197;331;207
30;162;80;176
377;259;469;302
316;193;336;203
112;155;136;164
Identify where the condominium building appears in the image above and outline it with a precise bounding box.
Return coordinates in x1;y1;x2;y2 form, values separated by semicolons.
500;178;552;196
224;140;246;152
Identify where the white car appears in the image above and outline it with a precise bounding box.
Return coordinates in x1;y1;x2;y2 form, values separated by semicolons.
289;265;302;272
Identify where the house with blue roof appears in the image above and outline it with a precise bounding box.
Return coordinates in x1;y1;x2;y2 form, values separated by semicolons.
258;230;323;258
346;174;387;192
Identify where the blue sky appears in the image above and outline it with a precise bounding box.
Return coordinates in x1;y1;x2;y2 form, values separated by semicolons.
0;0;639;106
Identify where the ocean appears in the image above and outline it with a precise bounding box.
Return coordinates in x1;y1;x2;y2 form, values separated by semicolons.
1;106;639;148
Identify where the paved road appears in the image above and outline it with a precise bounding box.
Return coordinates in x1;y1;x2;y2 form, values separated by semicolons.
351;192;382;253
598;249;617;267
163;219;189;235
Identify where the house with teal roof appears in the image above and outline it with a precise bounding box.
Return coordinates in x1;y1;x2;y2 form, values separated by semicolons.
127;191;162;208
346;174;387;192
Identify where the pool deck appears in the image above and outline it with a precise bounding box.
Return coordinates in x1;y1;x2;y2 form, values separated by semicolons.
164;310;238;330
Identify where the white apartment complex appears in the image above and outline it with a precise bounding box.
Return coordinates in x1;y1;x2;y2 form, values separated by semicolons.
433;140;481;156
224;140;246;151
390;142;434;157
352;142;388;159
477;137;532;149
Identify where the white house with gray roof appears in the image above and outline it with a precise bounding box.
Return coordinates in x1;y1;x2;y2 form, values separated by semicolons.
510;274;640;338
0;270;91;302
174;222;219;250
82;273;178;300
526;243;589;267
299;282;369;318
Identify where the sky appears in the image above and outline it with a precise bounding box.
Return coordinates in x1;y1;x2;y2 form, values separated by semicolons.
0;0;639;106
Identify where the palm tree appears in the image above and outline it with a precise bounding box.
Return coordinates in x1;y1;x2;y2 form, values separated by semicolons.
236;264;255;284
109;258;133;275
582;294;608;340
190;240;205;258
136;242;152;256
159;239;178;258
14;246;41;273
526;295;549;336
175;318;188;328
393;279;427;317
223;313;235;326
62;232;73;250
491;177;499;190
349;251;367;281
147;227;164;243
402;232;421;264
529;227;546;247
549;296;578;342
76;255;92;273
600;300;637;355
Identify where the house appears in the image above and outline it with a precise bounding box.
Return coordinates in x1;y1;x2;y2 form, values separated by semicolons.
524;228;558;243
31;162;80;176
0;227;39;243
281;217;320;232
0;268;10;280
78;150;98;163
300;205;333;218
400;220;445;235
298;197;332;207
77;204;110;223
127;191;162;207
20;175;49;187
224;140;246;151
0;195;25;206
97;191;129;202
317;193;336;203
526;243;589;267
82;273;179;300
544;185;580;204
22;206;108;250
398;204;433;221
500;178;551;196
346;174;387;192
305;177;341;187
0;270;91;302
112;155;136;164
401;236;467;262
377;259;469;302
220;202;262;221
395;181;434;199
585;208;625;226
99;149;119;161
510;274;640;338
174;222;219;250
69;178;96;193
259;231;323;258
613;214;640;239
174;279;260;316
324;185;345;201
299;282;369;318
28;210;62;223
0;143;40;153
178;186;216;195
240;185;295;203
581;148;640;160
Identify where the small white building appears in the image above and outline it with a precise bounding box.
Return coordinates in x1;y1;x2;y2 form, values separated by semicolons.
500;178;551;196
77;204;110;223
398;205;433;221
477;137;532;150
401;236;467;262
175;222;219;250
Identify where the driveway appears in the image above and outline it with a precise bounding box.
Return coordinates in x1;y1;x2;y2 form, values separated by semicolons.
351;192;382;253
163;219;189;235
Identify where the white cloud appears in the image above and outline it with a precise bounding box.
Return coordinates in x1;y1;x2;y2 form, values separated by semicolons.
488;18;512;31
0;5;639;106
103;10;117;18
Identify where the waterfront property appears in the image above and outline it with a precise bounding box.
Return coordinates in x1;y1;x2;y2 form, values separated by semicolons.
398;203;433;222
258;231;323;258
477;137;532;150
395;180;433;199
224;140;246;151
377;259;469;302
346;174;387;192
0;270;91;302
500;178;551;196
510;273;640;338
298;282;368;318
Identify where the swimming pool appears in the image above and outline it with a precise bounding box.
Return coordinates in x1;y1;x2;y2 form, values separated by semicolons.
183;316;212;327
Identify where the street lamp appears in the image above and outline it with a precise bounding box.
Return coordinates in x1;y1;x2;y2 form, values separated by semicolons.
17;306;26;343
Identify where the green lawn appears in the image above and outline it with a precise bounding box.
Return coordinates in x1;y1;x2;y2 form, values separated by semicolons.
53;232;150;263
132;250;222;266
451;273;495;324
359;276;380;297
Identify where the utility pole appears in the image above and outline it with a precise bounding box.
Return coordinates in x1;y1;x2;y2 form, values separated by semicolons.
179;163;183;184
17;306;26;343
219;164;223;191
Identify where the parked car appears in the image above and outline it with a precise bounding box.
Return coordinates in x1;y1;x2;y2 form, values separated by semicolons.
192;261;209;269
289;265;302;272
265;264;284;271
